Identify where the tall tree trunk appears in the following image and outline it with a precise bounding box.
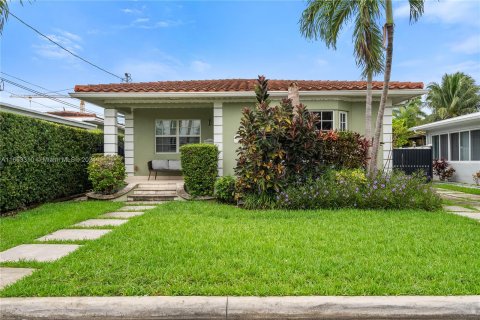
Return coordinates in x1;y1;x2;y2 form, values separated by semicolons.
288;82;300;107
365;71;373;172
369;0;394;175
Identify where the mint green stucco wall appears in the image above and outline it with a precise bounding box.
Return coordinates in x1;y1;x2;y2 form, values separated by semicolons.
132;106;213;176
222;100;381;176
126;99;383;176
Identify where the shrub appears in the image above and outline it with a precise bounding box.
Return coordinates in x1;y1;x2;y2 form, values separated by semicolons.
0;112;103;213
87;154;126;194
215;176;236;204
180;143;219;196
473;171;480;186
235;76;369;198
243;193;277;210
334;168;367;186
433;159;455;181
275;171;441;211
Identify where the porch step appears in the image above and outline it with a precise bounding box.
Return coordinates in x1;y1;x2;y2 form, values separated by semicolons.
127;194;177;202
126;201;166;205
136;184;178;190
133;190;177;196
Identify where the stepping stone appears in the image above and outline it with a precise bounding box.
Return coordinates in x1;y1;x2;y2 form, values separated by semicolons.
37;229;111;241
443;206;475;212
450;212;480;221
118;206;156;211
0;267;35;289
100;211;144;219
73;219;127;227
0;244;80;263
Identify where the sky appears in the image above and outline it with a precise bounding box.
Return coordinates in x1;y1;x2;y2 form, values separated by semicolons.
1;0;479;116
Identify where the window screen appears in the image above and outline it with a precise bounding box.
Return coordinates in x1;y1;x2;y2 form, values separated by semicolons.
472;130;480;161
440;134;448;160
450;132;459;161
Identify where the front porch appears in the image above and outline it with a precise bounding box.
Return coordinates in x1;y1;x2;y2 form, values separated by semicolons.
103;102;224;177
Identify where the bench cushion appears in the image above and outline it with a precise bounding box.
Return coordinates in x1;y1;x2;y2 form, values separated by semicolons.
151;160;168;170
168;160;182;170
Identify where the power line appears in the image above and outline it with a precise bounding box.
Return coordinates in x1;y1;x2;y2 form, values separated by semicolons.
1;77;103;117
0;72;102;116
5;90;64;112
7;11;130;82
0;71;73;94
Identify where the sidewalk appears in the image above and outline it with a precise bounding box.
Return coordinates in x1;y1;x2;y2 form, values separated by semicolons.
1;296;479;319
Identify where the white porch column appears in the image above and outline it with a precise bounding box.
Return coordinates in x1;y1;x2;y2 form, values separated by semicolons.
213;101;223;176
382;99;393;171
104;108;118;155
124;112;134;176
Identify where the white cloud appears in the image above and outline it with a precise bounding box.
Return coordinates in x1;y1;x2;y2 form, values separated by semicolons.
395;0;480;26
451;35;480;54
122;8;142;15
121;18;183;29
32;30;83;60
191;60;211;73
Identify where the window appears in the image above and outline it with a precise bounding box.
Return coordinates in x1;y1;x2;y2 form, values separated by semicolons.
432;135;439;159
440;134;449;160
339;112;348;131
155;120;200;153
460;131;470;161
450;132;459;161
312;111;334;131
471;130;480;161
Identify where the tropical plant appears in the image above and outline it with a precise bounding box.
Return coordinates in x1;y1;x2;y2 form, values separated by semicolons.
0;0;28;34
432;159;455;181
300;0;384;166
427;72;480;121
369;0;424;173
300;0;424;175
392;97;426;147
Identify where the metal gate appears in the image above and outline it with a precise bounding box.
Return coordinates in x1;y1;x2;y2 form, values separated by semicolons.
392;147;433;179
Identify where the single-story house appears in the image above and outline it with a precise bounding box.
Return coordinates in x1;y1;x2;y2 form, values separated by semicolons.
47;110;125;134
0;102;97;130
71;79;425;177
411;112;480;184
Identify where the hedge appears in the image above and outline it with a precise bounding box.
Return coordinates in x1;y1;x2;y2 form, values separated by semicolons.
0;112;103;213
180;144;219;196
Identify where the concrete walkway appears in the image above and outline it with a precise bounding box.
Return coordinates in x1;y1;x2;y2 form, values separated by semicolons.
1;296;479;319
436;188;480;221
0;203;158;291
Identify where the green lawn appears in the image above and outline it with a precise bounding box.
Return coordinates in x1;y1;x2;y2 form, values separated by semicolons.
1;201;479;297
0;201;123;251
435;183;480;195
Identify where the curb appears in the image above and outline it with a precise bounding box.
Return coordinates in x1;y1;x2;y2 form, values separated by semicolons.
1;296;479;319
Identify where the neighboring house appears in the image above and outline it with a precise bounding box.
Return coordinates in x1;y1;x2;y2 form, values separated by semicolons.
71;79;425;177
411;112;480;184
0;102;97;130
46;111;125;134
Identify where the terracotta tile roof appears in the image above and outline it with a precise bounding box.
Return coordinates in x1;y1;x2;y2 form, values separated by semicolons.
74;79;424;93
47;111;97;117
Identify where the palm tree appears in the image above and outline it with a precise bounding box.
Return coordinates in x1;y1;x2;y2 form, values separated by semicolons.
427;72;480;120
300;0;424;174
300;0;384;151
369;0;424;173
392;97;426;147
0;0;26;34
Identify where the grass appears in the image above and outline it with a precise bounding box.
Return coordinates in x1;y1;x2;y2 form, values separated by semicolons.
435;183;480;195
0;201;123;252
1;201;479;297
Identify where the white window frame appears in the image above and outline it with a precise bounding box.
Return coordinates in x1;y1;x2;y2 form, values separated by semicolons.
155;119;201;154
431;128;479;162
311;110;335;131
339;111;348;131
